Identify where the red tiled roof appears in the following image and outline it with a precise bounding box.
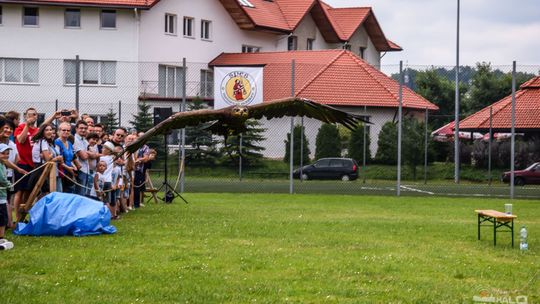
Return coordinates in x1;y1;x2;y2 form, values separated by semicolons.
220;0;401;51
386;39;403;51
459;76;540;131
0;0;159;8
209;50;437;111
520;76;540;89
319;2;369;41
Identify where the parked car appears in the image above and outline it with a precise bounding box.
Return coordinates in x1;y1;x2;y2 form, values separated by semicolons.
293;158;358;181
501;162;540;186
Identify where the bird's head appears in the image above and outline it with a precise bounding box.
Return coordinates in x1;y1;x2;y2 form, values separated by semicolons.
231;106;249;119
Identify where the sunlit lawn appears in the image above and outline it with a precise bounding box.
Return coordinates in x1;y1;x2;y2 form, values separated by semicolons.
1;193;538;303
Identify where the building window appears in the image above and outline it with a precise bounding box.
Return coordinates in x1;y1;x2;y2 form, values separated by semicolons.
201;20;211;40
65;8;81;28
158;65;185;97
0;58;39;84
242;45;260;53
183;17;194;37
0;6;3;25
200;69;213;97
307;38;314;50
101;10;116;29
359;47;366;59
165;13;176;35
64;60;116;85
89;115;108;124
23;7;39;26
287;36;297;51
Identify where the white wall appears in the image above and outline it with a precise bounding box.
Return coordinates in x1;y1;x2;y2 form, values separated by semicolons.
138;0;279;63
0;4;140;124
0;5;139;60
347;27;381;68
258;106;404;160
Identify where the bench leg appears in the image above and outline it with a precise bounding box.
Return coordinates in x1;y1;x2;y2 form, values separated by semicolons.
494;219;497;246
478;214;481;240
511;220;514;248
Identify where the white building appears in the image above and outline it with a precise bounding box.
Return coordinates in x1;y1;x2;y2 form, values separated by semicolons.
0;0;414;158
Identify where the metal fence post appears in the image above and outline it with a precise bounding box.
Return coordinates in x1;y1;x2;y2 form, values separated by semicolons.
239;134;243;181
488;106;493;186
289;59;295;194
75;55;80;112
362;105;367;184
118;100;122;127
299;116;304;183
55;99;59;126
510;61;516;199
424;107;428;184
397;61;403;196
454;0;461;184
180;58;187;193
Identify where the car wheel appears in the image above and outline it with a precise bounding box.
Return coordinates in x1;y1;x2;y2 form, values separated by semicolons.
515;177;525;186
341;175;350;181
301;173;309;181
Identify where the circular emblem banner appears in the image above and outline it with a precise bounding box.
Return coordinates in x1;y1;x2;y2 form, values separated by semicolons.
214;67;264;109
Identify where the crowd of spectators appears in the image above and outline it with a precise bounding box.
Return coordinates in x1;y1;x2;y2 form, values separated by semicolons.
0;108;156;250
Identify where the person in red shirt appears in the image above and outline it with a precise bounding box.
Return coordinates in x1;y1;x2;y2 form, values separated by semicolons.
13;108;39;221
12;108;66;222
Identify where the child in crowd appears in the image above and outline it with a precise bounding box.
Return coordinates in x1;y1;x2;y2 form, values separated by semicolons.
86;133;100;182
91;161;106;201
0;144;14;250
99;142;117;219
111;155;124;216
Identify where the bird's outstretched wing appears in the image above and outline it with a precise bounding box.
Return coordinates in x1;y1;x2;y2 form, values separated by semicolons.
125;108;224;153
247;97;368;130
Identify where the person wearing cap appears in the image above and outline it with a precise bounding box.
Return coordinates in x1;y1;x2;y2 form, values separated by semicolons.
99;141;119;219
0;119;27;228
0;143;14;250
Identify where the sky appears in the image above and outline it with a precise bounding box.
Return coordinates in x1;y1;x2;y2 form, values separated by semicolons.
324;0;540;68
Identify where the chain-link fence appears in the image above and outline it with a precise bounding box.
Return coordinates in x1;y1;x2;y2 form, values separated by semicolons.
1;57;539;198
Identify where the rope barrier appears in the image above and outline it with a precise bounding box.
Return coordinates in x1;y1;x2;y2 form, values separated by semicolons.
0;162;50;190
1;162;148;193
60;170;149;193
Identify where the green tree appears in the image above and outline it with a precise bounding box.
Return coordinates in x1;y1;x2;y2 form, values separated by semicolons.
103;108;119;134
129;101;153;132
375;118;433;179
464;62;534;114
129;101;166;163
221;119;266;167
348;123;371;162
185;98;221;166
315;123;341;159
375;121;398;165
415;69;457;128
284;124;310;166
402;117;429;179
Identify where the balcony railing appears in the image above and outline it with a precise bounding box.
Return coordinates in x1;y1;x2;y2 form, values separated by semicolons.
139;80;213;99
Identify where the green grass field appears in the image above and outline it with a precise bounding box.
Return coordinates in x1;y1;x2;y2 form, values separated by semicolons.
1;194;538;303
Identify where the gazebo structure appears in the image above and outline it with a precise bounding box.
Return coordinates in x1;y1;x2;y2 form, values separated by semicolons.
431;121;483;142
432;76;540;141
459;76;540;135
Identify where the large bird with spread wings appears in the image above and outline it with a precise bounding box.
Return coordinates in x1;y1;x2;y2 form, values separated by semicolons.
125;97;368;153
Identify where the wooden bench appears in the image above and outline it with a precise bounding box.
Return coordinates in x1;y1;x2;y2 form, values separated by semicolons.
475;210;517;247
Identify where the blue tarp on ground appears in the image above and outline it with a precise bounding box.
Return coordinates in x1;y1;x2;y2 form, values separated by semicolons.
14;192;116;236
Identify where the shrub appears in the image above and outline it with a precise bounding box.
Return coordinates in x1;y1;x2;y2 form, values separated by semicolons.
284;124;311;166
315;123;342;159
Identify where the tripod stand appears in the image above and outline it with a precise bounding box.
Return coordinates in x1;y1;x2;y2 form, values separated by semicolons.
156;133;189;204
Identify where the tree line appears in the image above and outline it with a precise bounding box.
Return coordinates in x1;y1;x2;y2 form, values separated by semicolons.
124;62;537;175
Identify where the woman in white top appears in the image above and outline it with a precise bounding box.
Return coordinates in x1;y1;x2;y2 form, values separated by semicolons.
31;124;63;192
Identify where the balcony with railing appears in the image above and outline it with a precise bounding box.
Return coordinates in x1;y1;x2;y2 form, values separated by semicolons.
139;80;213;101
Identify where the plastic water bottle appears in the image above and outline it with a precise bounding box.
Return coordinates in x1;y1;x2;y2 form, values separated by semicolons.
520;226;528;251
